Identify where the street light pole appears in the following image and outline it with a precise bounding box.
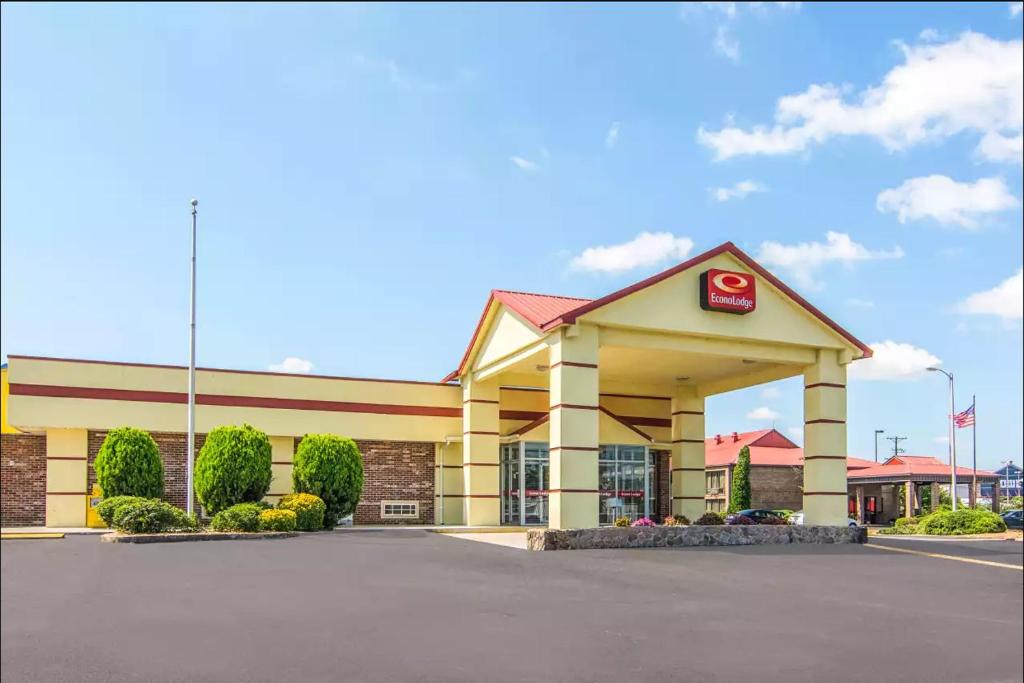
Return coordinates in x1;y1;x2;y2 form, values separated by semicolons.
874;429;884;463
186;199;198;516
927;367;956;511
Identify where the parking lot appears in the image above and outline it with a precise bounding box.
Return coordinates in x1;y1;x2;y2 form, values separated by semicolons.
2;530;1022;683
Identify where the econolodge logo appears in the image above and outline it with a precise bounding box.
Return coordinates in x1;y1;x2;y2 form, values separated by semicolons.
699;268;756;315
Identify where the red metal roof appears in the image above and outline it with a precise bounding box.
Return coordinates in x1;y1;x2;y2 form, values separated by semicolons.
847;455;997;480
705;429;803;467
492;290;593;329
444;242;872;381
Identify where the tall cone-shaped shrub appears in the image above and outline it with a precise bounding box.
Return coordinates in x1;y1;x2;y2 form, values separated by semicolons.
729;445;752;513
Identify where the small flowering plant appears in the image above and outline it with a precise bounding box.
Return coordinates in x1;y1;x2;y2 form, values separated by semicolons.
631;517;655;527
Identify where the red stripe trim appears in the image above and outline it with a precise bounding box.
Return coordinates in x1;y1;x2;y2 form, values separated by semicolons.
803;455;847;461
264;493;286;497
672;496;705;500
7;355;457;386
464;398;499;405
671;410;704;416
271;461;293;465
805;382;845;389
549;446;600;452
672;467;704;472
508;413;550;437
46;491;87;496
465;494;500;499
600;393;670;401
599;406;654;442
623;416;672;428
46;456;87;461
803;491;849;496
465;462;500;466
463;430;499;436
672;438;704;444
10;383;462;418
549;361;597;370
805;419;845;425
500;386;547;393
548;489;599;494
434;464;463;469
550;403;599;411
500;410;545;421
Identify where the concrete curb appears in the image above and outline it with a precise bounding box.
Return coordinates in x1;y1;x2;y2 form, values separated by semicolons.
101;531;297;544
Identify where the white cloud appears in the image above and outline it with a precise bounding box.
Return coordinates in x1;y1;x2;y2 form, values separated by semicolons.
268;357;315;374
756;231;904;289
847;298;875;308
957;268;1024;320
714;25;741;62
849;341;941;381
876;175;1019;229
918;28;945;42
761;386;782;400
569;232;694;274
510;156;539;171
1012;2;1023;17
698;32;1023;163
710;179;767;202
605;122;621;149
680;2;800;63
747;406;780;420
975;130;1024;163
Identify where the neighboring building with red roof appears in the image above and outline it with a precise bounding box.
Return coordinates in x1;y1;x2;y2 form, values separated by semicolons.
703;429;805;512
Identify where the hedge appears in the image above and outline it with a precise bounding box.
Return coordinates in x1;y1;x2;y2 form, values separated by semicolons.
694;511;725;525
194;424;273;515
260;509;297;532
292;434;363;528
93;428;164;499
96;495;148;527
918;508;1007;535
279;493;326;531
210;503;264;532
112;499;196;534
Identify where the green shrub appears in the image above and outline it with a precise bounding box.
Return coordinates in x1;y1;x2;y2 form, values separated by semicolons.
613;515;631;527
662;514;690;526
93;428;164;499
96;495;148;527
194;424;273;514
773;509;794;520
694;511;724;525
292;434;364;528
260;509;297;532
877;524;918;535
918;508;1006;535
210;502;264;532
728;446;752;513
893;516;919;529
279;493;326;531
112;498;196;534
1006;496;1023;511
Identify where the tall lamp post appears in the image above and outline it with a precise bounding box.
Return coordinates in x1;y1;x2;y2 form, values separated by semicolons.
186;199;198;516
927;367;956;511
874;429;884;463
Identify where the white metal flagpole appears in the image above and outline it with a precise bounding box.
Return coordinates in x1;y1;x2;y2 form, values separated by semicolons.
949;373;957;511
186;199;198;516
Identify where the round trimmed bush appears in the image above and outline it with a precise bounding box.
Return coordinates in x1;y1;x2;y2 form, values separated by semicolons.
729;514;755;525
260;509;297;532
292;434;363;528
112;499;196;534
210;502;264;532
96;495;148;527
279;493;326;531
918;508;1007;535
194;424;272;515
694;512;725;525
93;428;164;499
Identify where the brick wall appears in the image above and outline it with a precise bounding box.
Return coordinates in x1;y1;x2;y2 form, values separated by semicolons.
352;440;434;525
653;449;671;522
87;431;205;512
0;433;46;526
749;466;803;511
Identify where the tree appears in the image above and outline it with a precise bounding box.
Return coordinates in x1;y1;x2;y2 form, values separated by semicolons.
93;427;164;499
194;424;273;515
292;434;363;527
729;446;752;512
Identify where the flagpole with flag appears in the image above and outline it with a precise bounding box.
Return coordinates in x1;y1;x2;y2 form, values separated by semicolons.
953;400;976;507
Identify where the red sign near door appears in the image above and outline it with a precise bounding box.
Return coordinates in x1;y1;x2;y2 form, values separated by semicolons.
700;268;756;314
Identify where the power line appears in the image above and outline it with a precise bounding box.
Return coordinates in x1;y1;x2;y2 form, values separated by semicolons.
886;435;908;458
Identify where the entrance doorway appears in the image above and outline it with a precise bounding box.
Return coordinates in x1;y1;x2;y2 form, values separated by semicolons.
599;445;653;524
500;442;549;525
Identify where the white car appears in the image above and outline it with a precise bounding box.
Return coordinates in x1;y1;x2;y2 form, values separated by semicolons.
789;511;859;527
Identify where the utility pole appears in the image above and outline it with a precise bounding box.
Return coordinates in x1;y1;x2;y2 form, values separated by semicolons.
874;429;885;463
186;199;198;516
886;435;907;458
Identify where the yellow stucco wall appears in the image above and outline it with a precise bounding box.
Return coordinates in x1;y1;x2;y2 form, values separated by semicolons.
474;306;543;370
1;367;19;433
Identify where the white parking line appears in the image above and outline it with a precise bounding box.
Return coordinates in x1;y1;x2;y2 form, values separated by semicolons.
866;542;1022;570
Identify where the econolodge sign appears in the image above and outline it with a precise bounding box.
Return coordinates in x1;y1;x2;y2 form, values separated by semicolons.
700;268;756;315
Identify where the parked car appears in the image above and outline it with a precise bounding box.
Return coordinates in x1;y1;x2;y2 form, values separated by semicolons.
725;509;783;524
789;510;859;528
1001;509;1023;530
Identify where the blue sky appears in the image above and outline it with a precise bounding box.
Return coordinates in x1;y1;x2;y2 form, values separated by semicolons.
2;3;1021;468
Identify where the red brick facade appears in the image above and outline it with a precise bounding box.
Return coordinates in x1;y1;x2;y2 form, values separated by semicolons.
653;449;671;521
1;433;46;526
87;431;206;512
351;440;435;525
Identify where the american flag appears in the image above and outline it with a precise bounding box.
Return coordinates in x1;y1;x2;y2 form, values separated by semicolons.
954;404;975;428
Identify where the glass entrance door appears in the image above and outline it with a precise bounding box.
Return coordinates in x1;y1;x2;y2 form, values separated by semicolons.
500;442;549;525
599;445;651;524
